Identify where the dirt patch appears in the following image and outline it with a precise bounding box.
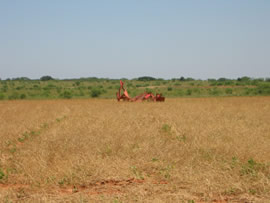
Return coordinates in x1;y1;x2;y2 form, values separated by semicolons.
0;183;29;190
0;179;257;202
57;178;167;195
0;178;167;196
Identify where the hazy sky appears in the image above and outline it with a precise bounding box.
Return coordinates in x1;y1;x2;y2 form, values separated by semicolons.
0;1;269;80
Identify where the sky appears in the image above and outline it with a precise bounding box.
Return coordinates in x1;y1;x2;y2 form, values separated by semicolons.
0;0;270;80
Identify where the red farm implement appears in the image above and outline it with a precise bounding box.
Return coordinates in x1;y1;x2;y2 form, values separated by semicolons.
116;80;165;102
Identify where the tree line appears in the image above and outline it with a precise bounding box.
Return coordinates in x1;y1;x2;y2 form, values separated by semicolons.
1;76;270;82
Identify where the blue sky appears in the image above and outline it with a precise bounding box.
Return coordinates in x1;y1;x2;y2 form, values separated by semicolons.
0;1;269;79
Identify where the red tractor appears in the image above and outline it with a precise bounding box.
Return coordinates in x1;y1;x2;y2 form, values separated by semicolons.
116;80;165;102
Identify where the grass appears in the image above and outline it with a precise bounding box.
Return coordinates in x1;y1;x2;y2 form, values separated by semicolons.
0;97;270;202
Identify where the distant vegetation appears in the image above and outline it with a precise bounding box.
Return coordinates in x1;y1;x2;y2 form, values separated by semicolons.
0;76;270;100
40;75;54;81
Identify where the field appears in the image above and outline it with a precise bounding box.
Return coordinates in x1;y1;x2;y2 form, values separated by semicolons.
0;97;270;202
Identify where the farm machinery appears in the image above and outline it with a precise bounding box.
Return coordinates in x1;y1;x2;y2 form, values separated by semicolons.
116;80;165;102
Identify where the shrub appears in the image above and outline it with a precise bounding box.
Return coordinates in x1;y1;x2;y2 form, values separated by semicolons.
192;88;200;94
244;88;253;95
56;88;62;94
161;124;171;133
210;88;220;96
240;158;269;177
176;89;184;96
33;84;40;89
61;91;72;99
2;85;8;92
225;88;233;94
167;87;173;91
41;90;51;97
16;86;25;90
91;89;101;98
43;84;56;90
0;93;4;100
8;92;19;100
20;94;26;99
186;89;192;95
186;77;195;81
78;86;86;90
47;84;57;88
162;81;168;85
251;80;259;86
127;83;133;87
225;81;234;85
79;90;85;96
256;84;270;95
145;88;151;93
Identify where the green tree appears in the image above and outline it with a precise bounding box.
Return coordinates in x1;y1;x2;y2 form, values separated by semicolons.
40;76;54;81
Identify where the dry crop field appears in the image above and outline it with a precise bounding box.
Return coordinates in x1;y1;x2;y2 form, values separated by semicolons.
0;97;270;202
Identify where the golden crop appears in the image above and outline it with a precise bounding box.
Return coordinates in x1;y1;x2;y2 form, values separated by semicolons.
0;97;270;202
